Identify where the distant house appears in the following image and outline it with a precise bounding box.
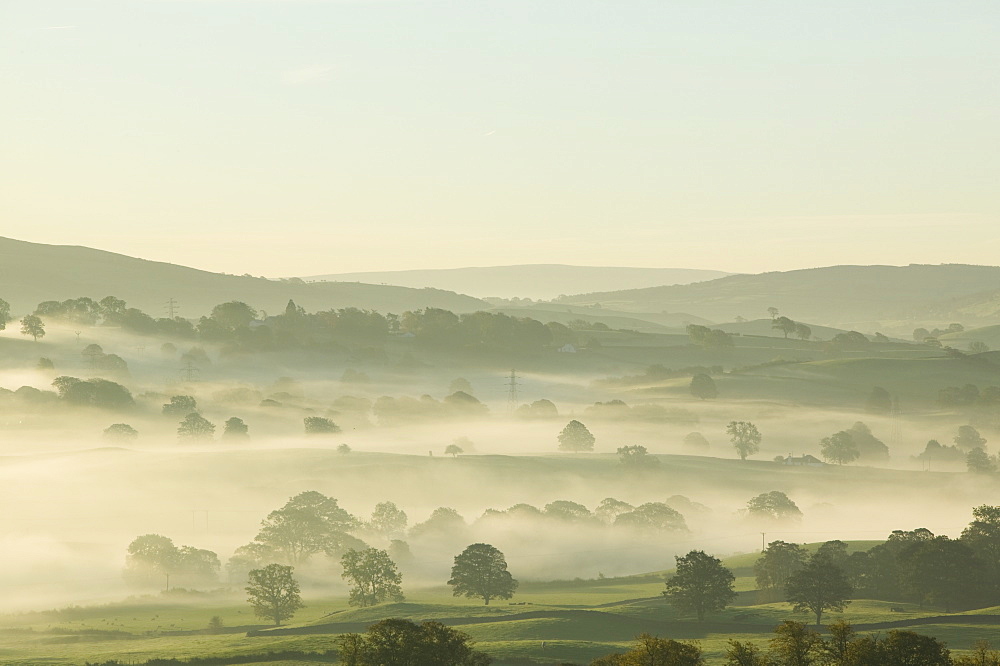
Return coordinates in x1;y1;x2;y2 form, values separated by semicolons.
557;344;577;353
782;454;824;467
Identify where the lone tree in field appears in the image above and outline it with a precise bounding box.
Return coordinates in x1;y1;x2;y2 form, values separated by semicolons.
223;417;249;440
245;563;304;626
444;443;463;457
557;419;595;452
20;315;45;341
785;555;853;625
663;550;736;621
820;431;860;465
178;413;215;440
689;373;718;400
341;547;404;607
726;421;761;460
448;543;517;605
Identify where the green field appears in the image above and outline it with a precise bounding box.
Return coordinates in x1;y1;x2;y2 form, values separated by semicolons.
3;545;998;666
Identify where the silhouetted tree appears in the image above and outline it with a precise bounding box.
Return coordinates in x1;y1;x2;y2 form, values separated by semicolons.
690;373;718;400
967;447;996;474
341;547;404;607
369;501;407;538
223;417;249;439
448;543;517;605
338;618;491;666
304;416;340;435
785;555;852;625
163;395;197;416
755;541;807;598
820;431;859;465
245;563;303;626
558;419;595;452
592;634;704;665
617;445;660;469
772;316;796;339
178;413;215;440
20;314;45;341
955;425;987;452
104;423;138;442
727;421;761;460
746;491;801;522
768;621;822;665
252;491;359;565
663;550;736;621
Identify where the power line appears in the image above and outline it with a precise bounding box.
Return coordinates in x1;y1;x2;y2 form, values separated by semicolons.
505;369;520;414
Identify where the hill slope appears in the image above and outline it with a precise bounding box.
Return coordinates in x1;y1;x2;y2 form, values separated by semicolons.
303;265;731;300
554;264;1000;328
0;237;487;317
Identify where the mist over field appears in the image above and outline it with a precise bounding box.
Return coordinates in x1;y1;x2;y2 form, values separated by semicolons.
5;0;1000;663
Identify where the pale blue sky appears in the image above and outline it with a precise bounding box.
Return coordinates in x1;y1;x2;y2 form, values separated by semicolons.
2;1;998;275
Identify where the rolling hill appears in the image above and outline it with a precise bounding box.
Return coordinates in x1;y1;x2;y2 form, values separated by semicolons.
0;237;487;317
303;265;732;300
553;264;1000;330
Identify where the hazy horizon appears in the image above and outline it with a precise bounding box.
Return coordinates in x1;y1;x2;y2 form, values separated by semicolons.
3;1;999;276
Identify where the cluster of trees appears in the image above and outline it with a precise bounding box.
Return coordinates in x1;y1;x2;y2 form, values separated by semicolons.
819;422;890;464
23;294;585;355
584;623;994;665
123;534;221;590
916;426;1000;473
686;324;734;349
771;316;811;340
753;506;1000;614
482;496;692;533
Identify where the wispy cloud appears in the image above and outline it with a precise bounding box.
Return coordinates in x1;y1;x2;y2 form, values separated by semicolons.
41;25;77;30
281;64;337;86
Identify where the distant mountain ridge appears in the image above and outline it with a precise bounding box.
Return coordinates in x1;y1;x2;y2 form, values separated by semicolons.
0;237;487;317
303;265;732;300
553;264;1000;329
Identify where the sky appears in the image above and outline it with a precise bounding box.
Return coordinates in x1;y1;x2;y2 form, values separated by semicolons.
2;1;999;276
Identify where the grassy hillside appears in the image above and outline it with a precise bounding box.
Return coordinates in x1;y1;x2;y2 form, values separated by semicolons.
0;237;487;317
303;265;732;300
553;264;1000;330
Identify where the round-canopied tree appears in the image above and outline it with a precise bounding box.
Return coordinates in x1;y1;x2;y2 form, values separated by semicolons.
689;373;718;400
178;413;215;441
663;550;736;621
448;543;517;605
820;431;860;465
557;420;595;452
245;563;304;626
